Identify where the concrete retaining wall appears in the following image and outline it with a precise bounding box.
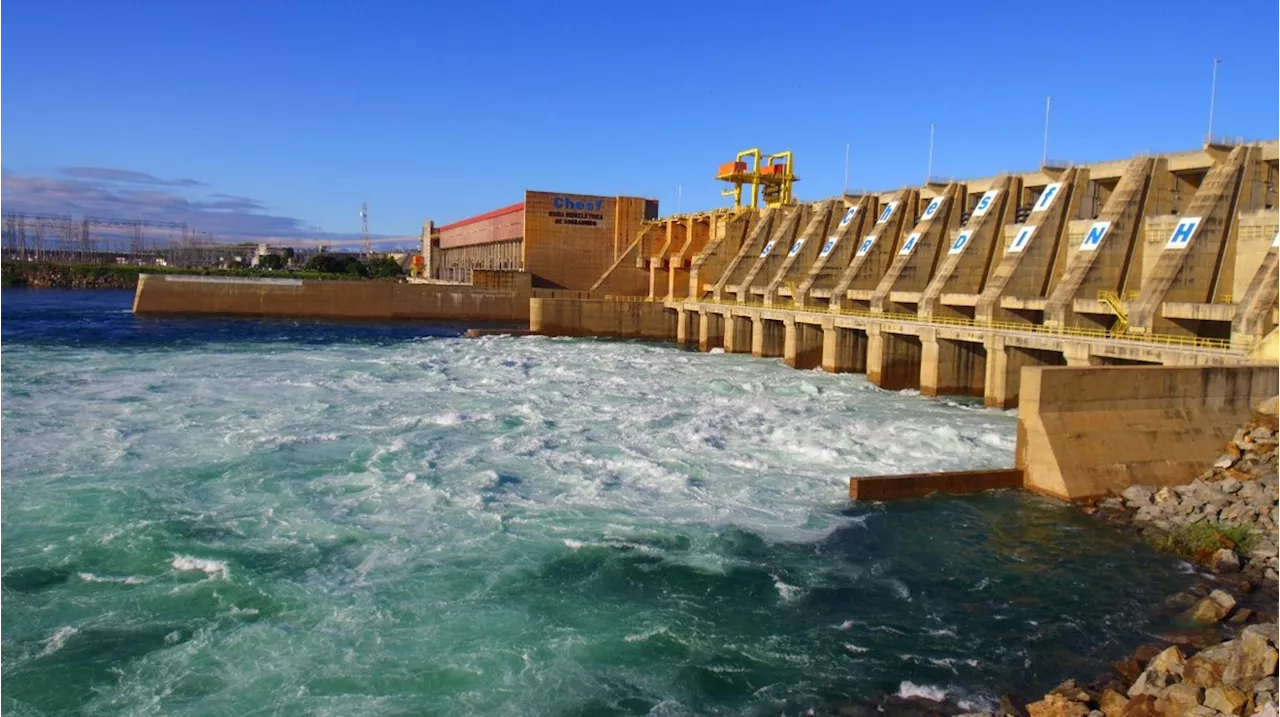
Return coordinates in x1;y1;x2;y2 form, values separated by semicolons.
1018;364;1279;500
133;274;530;323
530;298;676;340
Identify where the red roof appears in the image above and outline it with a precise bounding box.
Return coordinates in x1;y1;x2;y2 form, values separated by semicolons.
437;202;525;233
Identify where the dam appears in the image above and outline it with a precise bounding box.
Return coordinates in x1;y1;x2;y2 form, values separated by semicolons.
133;140;1280;498
529;141;1279;408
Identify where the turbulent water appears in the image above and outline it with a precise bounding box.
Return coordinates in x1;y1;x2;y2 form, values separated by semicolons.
2;289;1196;716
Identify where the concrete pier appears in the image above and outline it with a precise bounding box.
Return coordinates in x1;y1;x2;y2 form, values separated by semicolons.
784;320;823;369
698;311;725;351
752;317;785;358
724;314;752;353
922;333;986;398
867;329;922;391
822;326;868;373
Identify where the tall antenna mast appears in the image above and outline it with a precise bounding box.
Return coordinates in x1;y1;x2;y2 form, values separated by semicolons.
360;202;370;257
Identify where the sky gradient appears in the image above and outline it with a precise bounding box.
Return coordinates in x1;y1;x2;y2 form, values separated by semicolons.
4;0;1278;247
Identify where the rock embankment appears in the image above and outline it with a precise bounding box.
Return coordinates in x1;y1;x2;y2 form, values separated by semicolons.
1095;397;1280;585
898;399;1280;717
1018;622;1278;717
939;590;1279;717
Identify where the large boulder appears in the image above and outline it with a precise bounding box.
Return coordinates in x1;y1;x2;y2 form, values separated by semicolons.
1184;643;1232;687
1150;646;1187;676
1210;548;1242;573
1152;683;1202;716
1026;693;1090;717
1129;647;1185;697
1220;627;1279;691
1254;702;1279;717
1201;685;1247;715
1098;689;1128;717
1116;694;1159;716
1255;396;1279;429
1182;590;1236;624
1122;485;1154;507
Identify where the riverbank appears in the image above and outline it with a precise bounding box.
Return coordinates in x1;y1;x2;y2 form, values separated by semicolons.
864;398;1279;717
0;261;388;289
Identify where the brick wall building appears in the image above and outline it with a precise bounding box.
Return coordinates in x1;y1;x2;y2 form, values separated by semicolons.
427;191;658;289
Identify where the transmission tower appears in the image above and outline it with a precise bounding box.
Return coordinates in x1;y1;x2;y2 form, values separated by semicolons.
360;202;371;257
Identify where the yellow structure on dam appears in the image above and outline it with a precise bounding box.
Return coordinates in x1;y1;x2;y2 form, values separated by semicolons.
537;140;1280;409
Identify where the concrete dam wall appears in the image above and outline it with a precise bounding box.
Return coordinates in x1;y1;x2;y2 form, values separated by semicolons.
1018;365;1278;499
133;273;531;323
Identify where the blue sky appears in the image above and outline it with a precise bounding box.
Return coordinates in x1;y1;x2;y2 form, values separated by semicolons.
4;0;1277;246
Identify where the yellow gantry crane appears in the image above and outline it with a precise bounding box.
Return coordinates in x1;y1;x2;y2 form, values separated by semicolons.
717;148;798;209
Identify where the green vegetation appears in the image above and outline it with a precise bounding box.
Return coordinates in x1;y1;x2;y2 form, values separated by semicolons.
2;258;403;289
363;256;405;278
257;253;285;271
1145;521;1258;562
301;254;402;278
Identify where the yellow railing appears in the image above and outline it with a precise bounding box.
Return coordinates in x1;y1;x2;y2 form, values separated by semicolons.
691;297;1235;351
1097;290;1129;335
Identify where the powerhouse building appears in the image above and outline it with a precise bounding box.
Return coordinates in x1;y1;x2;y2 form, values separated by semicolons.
422;190;658;289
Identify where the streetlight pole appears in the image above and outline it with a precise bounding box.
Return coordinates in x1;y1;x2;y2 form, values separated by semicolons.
1207;57;1221;144
1042;96;1052;167
843;142;850;194
926;123;935;182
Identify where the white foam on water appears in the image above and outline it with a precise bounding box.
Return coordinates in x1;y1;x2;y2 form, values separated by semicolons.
170;555;230;580
3;329;1025;716
772;575;801;602
37;626;79;658
78;572;150;585
897;680;948;702
897;681;993;712
623;626;669;643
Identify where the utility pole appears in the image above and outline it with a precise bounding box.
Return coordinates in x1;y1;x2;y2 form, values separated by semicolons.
843;142;850;194
926;123;935;182
1206;57;1221;144
360;202;370;257
1042;96;1052;167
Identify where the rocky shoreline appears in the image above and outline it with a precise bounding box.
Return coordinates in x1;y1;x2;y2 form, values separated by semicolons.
843;398;1279;717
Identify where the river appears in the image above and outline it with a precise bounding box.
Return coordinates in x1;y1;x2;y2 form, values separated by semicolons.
1;289;1195;716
